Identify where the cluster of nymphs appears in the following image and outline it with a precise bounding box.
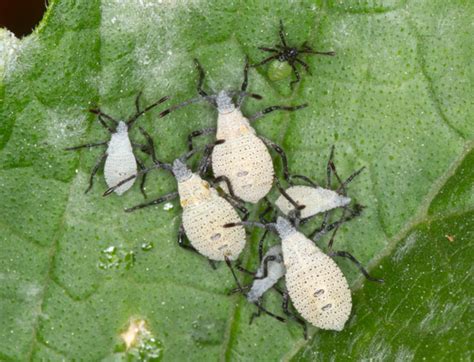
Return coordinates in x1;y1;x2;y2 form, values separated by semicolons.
66;21;383;338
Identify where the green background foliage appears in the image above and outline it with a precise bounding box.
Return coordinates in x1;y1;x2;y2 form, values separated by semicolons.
0;0;472;360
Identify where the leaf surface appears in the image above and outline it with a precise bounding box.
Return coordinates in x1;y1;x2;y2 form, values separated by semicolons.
0;0;472;360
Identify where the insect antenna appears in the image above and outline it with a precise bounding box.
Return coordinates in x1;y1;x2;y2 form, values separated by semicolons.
89;109;118;133
127;94;169;127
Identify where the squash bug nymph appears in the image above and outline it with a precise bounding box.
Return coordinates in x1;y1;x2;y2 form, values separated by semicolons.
253;20;335;88
65;93;169;196
224;193;383;332
159;58;307;203
104;134;248;264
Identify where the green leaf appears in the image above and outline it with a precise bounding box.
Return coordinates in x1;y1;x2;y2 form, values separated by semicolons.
0;0;472;360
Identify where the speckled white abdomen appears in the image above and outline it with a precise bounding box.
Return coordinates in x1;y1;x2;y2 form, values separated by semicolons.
211;134;274;203
182;195;246;261
282;232;352;331
275;185;351;218
104;131;137;195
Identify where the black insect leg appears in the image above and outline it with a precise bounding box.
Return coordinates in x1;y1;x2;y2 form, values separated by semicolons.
294;58;312;75
65;141;108;151
335;166;365;195
249;299;263;324
125;191;178;212
197;141;220;177
274;177;305;221
221;193;249;221
135;156;148;199
251;299;286;325
194;58;208;97
282;291;308;339
310;204;364;242
289;62;301;89
326;145;335;188
329;250;384;283
235;259;255;276
257;229;270;263
134;91;143;113
278;19;288;47
127;94;169;128
212;175;239;199
258;47;279;53
85;152;107;194
259;136;291;182
253;255;277;280
308;210;331;240
179;224;217;269
187;128;217;152
258;197;274;224
288;174;318;187
251;54;280;68
248;103;307;122
89;109;118;133
299;48;335;57
237;58;250;106
225;256;246;293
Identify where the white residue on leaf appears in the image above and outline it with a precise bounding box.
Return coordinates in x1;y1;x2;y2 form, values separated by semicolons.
0;29;20;77
362;335;392;361
163;202;173;211
394;346;415;362
45;108;88;148
100;0;203;96
0;29;38;78
419;297;466;335
393;231;418;262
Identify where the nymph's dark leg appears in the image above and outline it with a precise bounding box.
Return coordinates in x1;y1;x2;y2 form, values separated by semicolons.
127;94;169;128
289;62;301;89
329;250;384;283
235;259;255;276
194;58;208;97
135;156;148;199
310;204;364;242
248;103;307;122
197;143;214;177
221;193;249;221
326;145;335;188
253;256;277;280
299;49;336;56
279;19;288;47
258;47;279;53
125;191;178;212
294;58;311;75
258;229;269;262
282;291;308;339
225;256;245;293
335;166;365;195
239;58;250;97
288;174;318;187
85;152;108;194
89;108;118;132
251;299;286;324
259;136;291;182
251;54;279;68
213;175;239;200
274;177;305;213
134;91;143;113
249;299;262;324
179;223;216;269
187;128;217;152
65;141;108;151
